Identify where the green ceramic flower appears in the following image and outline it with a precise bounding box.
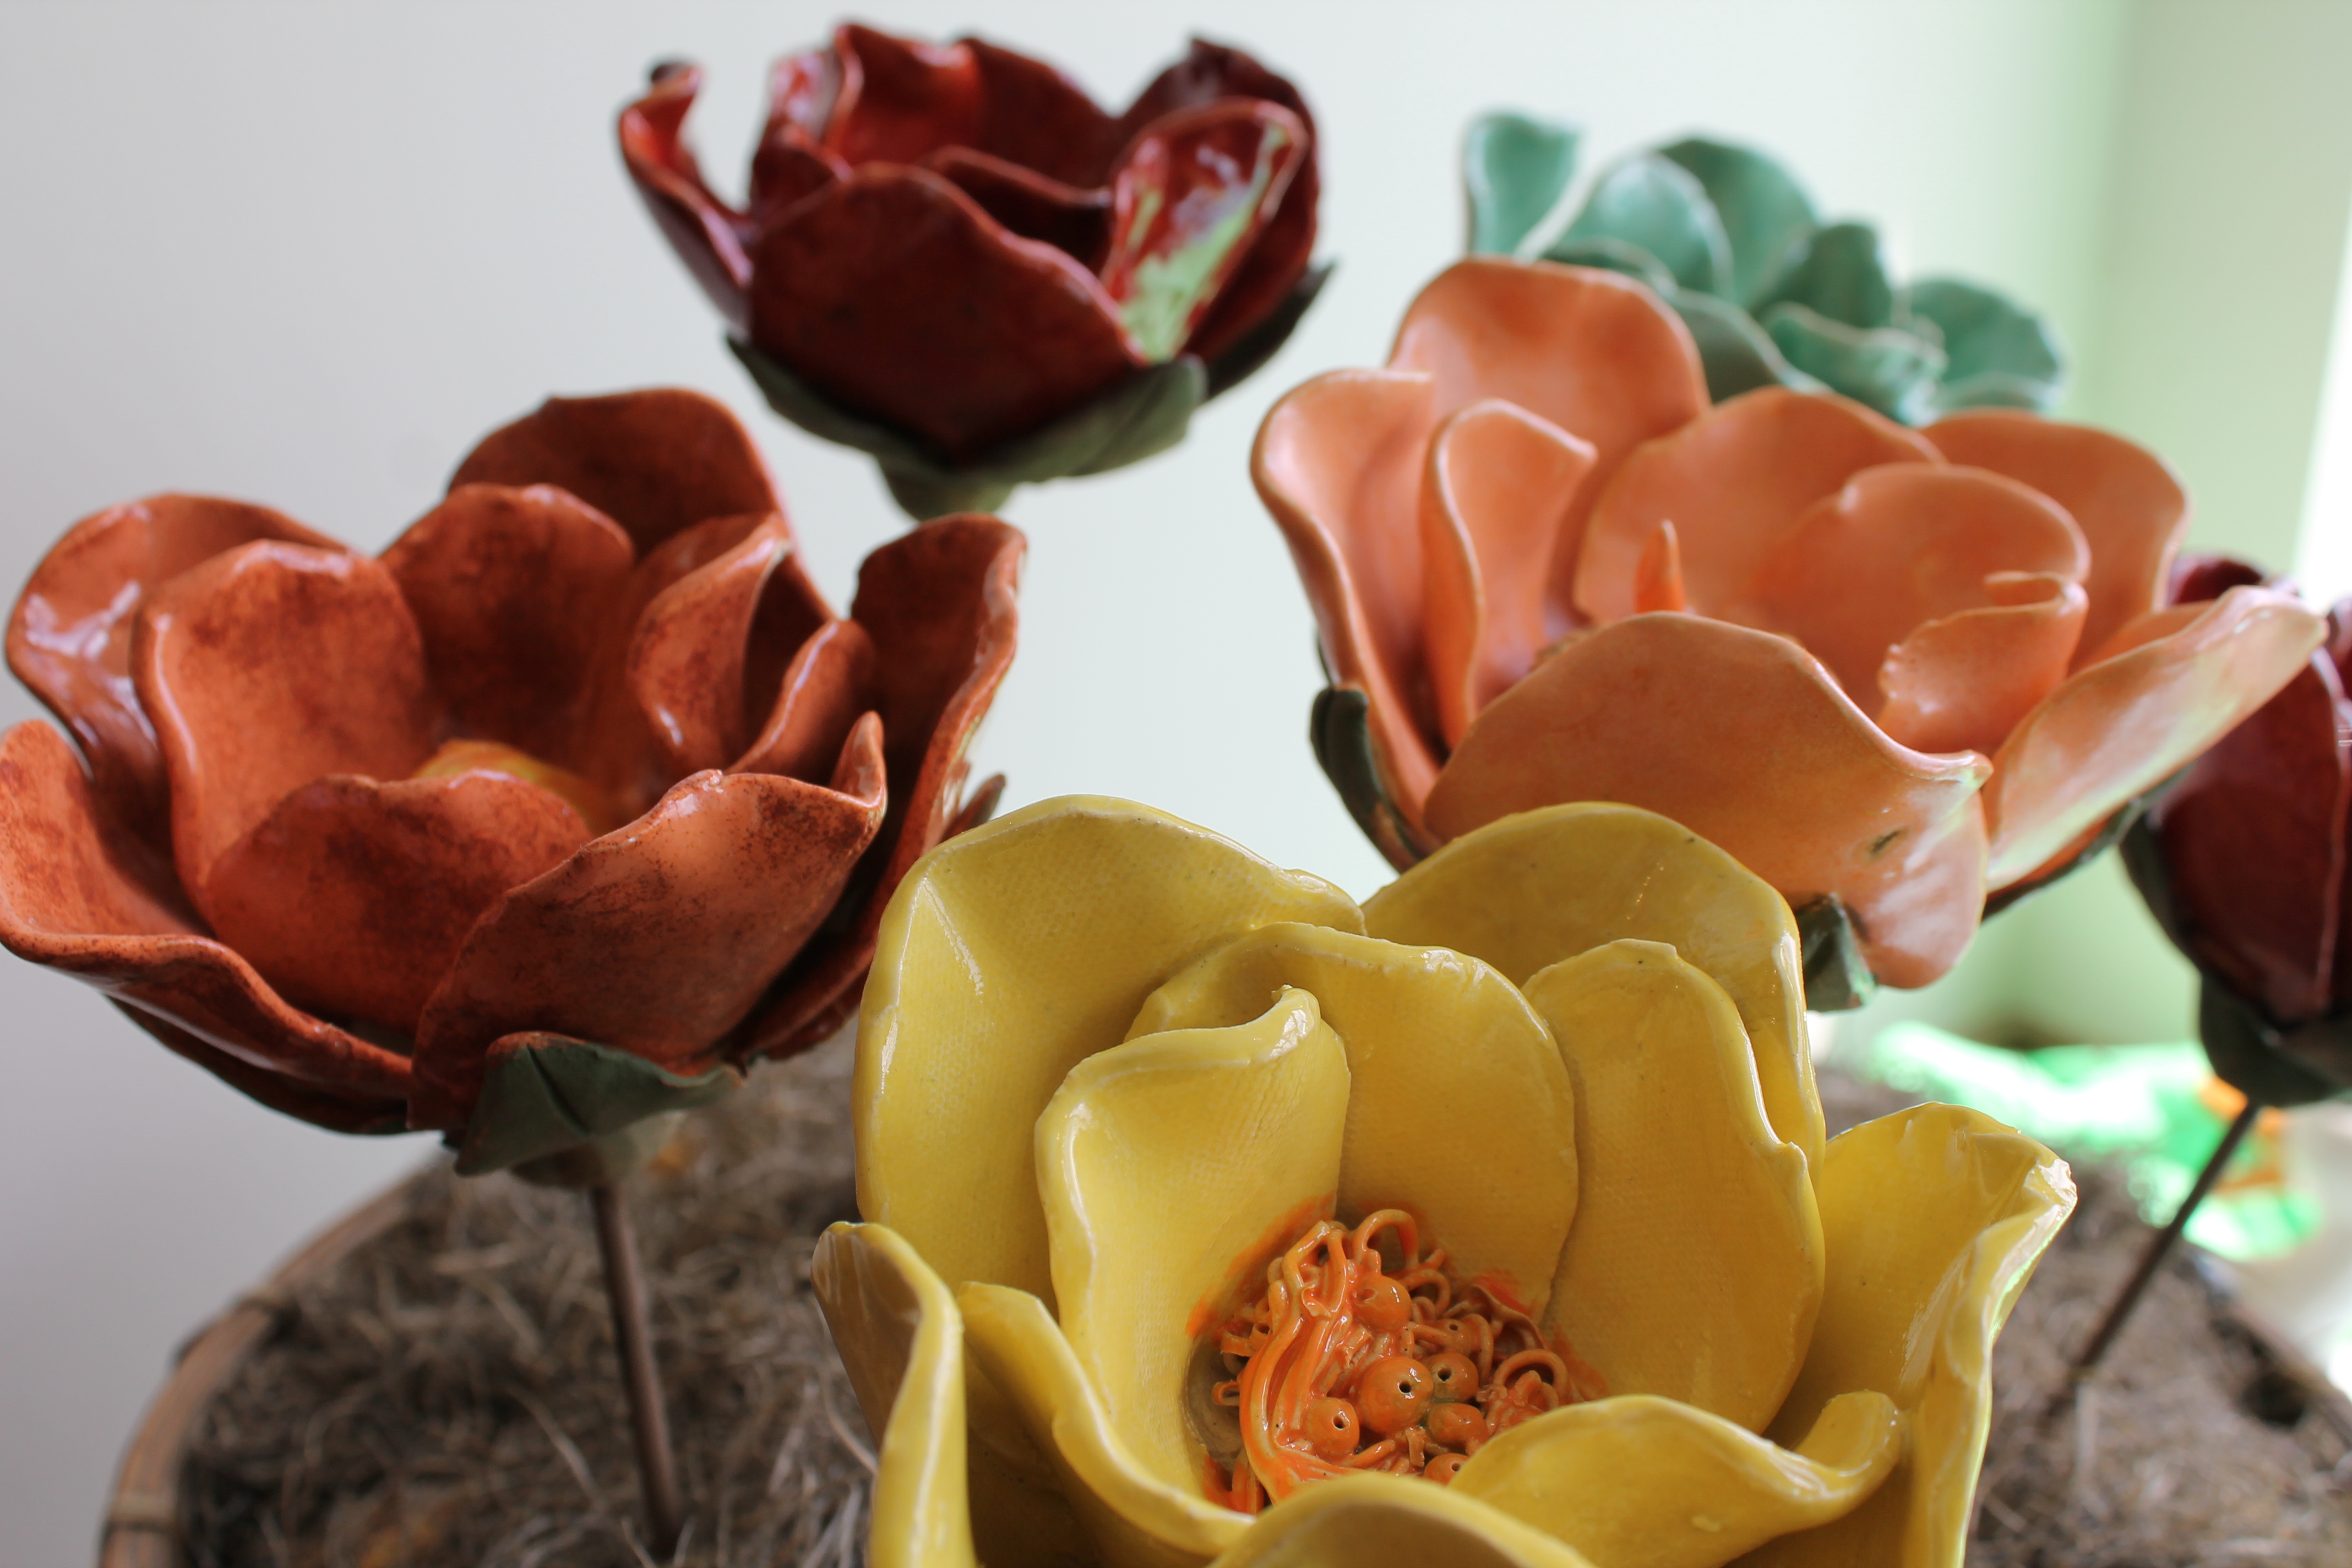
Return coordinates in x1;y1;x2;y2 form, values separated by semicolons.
1464;112;2065;423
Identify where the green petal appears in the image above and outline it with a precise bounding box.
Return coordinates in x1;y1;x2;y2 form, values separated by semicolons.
1558;154;1730;296
1464;111;1581;257
1903;277;2065;414
455;1033;735;1178
1667;289;1825;403
1758;221;1894;329
1656;138;1819;308
1762;302;1947;423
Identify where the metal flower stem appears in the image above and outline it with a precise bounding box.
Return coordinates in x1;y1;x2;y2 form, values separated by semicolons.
2069;1097;2263;1377
589;1180;685;1556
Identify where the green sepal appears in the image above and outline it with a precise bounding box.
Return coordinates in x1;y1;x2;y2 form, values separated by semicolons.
1559;154;1730;295
455;1033;737;1179
1309;684;1438;872
1540;235;1678;293
1464;111;1581;257
1757;221;1894;329
1902;276;2065;415
1654;138;1818;308
2197;979;2348;1109
1205;261;1335;399
1762;302;1946;423
1793;894;1877;1012
1668;288;1825;403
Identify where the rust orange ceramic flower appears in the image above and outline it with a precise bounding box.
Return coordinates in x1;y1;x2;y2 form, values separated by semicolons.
0;389;1022;1170
1254;258;2326;994
623;24;1325;518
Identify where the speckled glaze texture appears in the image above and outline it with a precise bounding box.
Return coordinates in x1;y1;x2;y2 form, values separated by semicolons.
812;796;2075;1568
0;389;1022;1147
1253;258;2326;990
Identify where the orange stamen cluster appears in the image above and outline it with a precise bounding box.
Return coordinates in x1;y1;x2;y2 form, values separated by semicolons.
1205;1210;1605;1512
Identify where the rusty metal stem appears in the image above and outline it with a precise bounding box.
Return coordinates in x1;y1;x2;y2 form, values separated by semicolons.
590;1180;684;1558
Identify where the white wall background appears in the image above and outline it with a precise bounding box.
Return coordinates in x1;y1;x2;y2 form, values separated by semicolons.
4;2;2345;1560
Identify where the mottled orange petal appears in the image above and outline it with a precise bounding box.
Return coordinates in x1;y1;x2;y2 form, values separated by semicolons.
1427;615;1991;988
1252;368;1442;827
1984;585;2329;889
617;64;755;327
1878;574;2089;758
1738;464;2087;706
203;772;589;1035
132;543;437;914
733;618;878;784
1925;410;2187;671
7;494;341;846
625;514;796;777
447;388;783;558
1389;259;1707;618
1577;388;1939;623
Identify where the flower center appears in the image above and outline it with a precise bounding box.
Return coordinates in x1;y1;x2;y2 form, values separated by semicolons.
1201;1209;1603;1512
411;739;628;836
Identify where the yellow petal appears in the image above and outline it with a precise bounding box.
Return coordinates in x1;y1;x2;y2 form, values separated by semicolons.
1131;922;1577;1318
1522;942;1822;1431
1739;1104;2075;1568
961;1281;1251;1568
1365;802;1822;1175
808;1223;977;1568
1211;1473;1602;1568
1453;1390;1900;1568
858;796;1362;1307
1041;990;1352;1500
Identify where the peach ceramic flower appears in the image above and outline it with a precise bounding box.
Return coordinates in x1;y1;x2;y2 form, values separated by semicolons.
812;795;2073;1567
0;389;1021;1172
1254;258;2327;992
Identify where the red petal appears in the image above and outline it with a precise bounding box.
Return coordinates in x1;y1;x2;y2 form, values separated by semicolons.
617;64;754;326
204;772;589;1034
7;494;340;846
408;764;886;1129
447;388;783;557
133;543;436;910
734;618;878;783
823;24;982;166
925;145;1110;269
1878;574;2089;758
1577;388;1938;623
0;720;413;1106
1925;411;2187;671
625;514;795;777
966;37;1124;187
380;483;636;766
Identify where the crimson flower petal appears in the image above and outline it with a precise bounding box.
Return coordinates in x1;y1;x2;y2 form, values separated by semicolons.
823;24;983;166
924;146;1110;268
1878;574;2090;758
966;37;1125;187
617;64;753;326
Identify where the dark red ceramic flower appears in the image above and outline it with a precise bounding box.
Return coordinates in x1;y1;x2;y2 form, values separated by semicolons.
621;24;1322;513
0;389;1022;1165
2125;555;2352;1103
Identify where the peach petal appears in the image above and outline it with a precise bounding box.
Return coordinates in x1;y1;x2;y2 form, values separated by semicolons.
1632;521;1687;615
1577;388;1939;623
1390;259;1707;618
1878;574;2089;757
132;543;437;913
408;763;887;1129
617;64;754;326
0;720;413;1105
733;618;878;783
1925;410;2188;670
1984;585;2329;889
625;514;796;777
1420;400;1598;746
447;388;782;557
1253;368;1443;831
379;483;636;765
1738;464;2088;706
7;494;341;845
203;772;589;1035
1427;615;1991;988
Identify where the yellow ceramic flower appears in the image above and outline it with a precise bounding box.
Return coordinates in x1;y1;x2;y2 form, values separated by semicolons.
813;796;2074;1568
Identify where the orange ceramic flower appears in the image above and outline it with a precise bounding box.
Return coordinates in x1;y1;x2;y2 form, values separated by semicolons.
1255;259;2326;992
0;389;1021;1168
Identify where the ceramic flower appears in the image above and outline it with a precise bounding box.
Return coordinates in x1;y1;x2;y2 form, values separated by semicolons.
622;24;1325;520
812;794;2074;1568
1254;258;2327;996
0;389;1021;1173
2123;556;2352;1107
1463;113;2064;423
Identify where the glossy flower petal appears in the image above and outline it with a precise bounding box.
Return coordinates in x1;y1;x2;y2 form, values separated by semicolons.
734;617;875;782
1876;573;2089;758
625;513;796;776
1213;1476;1602;1568
616;64;753;325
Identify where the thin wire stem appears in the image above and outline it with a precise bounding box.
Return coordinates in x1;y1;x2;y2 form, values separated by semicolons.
590;1180;684;1558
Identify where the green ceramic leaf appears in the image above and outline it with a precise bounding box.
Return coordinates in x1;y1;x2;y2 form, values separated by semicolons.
1902;276;2064;413
1655;137;1818;308
456;1033;737;1179
1205;261;1334;398
1758;220;1894;329
1540;235;1678;294
1559;153;1730;296
2195;979;2345;1108
1464;111;1581;257
1309;684;1437;870
1793;894;1877;1012
1668;288;1826;402
1763;302;1946;422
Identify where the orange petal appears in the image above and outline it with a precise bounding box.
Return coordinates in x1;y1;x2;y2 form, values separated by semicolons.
1420;400;1598;746
1576;388;1939;623
1738;464;2088;706
1388;258;1707;617
1925;410;2187;671
617;64;755;327
1253;368;1443;832
409;762;886;1129
1632;521;1687;615
625;514;796;777
7;494;341;846
132;543;437;913
447;388;783;558
203;772;589;1035
380;483;636;766
1984;585;2329;888
1427;615;1991;987
0;720;412;1111
1878;574;2089;757
734;618;879;783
